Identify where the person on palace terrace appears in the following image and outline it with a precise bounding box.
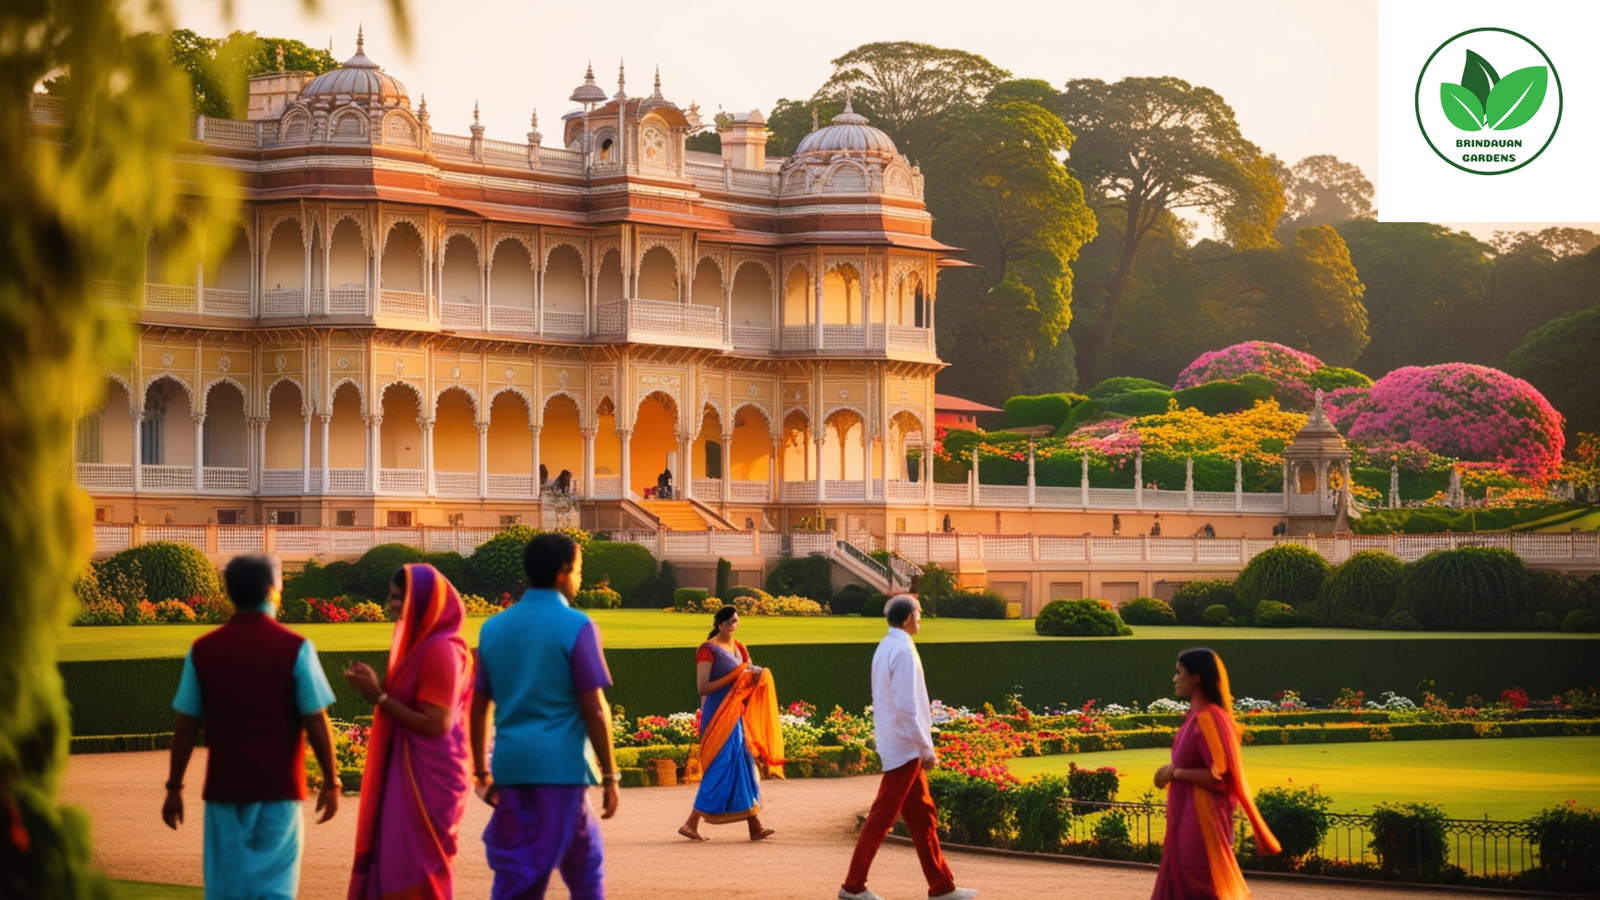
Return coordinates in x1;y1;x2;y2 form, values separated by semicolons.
342;563;474;900
678;605;783;842
554;469;573;496
657;466;674;500
161;552;340;900
840;596;977;900
471;533;619;900
1150;648;1279;900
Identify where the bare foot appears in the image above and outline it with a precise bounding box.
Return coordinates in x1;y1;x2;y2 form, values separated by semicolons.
749;828;775;841
678;826;708;842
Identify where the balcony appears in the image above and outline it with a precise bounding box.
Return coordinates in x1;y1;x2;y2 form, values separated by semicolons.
595;298;725;349
261;288;305;318
378;289;428;320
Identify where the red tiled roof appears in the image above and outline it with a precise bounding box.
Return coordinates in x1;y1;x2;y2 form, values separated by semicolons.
934;393;1002;413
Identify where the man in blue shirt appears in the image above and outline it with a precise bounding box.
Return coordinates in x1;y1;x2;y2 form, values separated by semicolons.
472;533;619;900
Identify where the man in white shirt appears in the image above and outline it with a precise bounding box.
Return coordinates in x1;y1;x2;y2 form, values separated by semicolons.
839;596;976;900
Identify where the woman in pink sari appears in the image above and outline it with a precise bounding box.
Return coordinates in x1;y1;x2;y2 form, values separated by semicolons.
342;563;474;900
1150;648;1279;900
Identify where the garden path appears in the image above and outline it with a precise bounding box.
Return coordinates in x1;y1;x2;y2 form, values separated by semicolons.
66;750;1531;900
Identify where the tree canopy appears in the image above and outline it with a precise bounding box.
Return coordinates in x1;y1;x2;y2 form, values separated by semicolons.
169;28;338;119
1056;76;1283;384
1507;306;1600;440
1274;153;1375;239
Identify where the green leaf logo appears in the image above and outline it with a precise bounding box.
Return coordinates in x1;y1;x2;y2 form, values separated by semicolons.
1460;49;1500;111
1485;65;1548;130
1440;83;1485;130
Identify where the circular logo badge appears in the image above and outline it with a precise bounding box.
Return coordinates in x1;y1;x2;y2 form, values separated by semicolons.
1414;27;1561;175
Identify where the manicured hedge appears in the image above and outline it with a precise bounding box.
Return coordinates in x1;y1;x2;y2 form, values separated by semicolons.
582;541;659;606
1312;550;1404;628
1002;393;1085;430
1395;546;1532;631
57;638;1600;735
1235;543;1330;612
765;554;832;606
348;544;427;600
101;542;221;603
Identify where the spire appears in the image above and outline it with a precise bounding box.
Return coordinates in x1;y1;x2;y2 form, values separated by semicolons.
843;84;853;114
417;94;429;125
615;59;627;100
473;100;480;125
569;60;607;106
652;65;662;99
470;100;484;138
527;107;542;145
356;24;364;55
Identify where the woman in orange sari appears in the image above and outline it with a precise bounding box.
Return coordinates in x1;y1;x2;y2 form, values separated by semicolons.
1151;648;1279;900
678;605;785;841
342;564;473;899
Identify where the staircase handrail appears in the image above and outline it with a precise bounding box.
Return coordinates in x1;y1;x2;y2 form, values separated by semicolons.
836;539;893;587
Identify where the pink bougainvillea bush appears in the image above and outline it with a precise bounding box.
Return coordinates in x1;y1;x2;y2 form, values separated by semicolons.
1341;364;1565;481
1174;342;1323;410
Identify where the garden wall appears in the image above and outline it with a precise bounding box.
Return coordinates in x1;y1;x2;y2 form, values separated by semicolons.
60;637;1600;736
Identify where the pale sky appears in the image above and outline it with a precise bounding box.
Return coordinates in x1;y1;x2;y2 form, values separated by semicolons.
168;0;1595;243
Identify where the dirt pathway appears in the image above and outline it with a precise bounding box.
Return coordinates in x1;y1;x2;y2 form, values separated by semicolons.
65;751;1526;900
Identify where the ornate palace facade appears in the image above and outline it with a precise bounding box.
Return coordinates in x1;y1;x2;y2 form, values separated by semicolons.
62;38;951;534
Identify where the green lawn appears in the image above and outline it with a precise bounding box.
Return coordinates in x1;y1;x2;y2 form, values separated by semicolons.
111;882;202;900
1009;735;1600;821
57;612;1598;662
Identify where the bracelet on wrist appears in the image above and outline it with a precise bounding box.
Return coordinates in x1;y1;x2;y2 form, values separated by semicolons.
374;692;389;706
603;771;621;782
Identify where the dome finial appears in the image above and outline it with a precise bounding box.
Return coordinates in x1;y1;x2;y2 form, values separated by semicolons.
473;100;480;124
843;84;853;115
652;65;662;98
617;59;627;98
356;24;364;55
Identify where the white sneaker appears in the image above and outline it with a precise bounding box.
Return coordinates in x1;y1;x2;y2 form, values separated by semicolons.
929;890;978;900
838;890;888;900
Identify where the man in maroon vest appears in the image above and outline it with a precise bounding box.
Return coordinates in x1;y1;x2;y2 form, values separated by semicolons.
162;552;341;900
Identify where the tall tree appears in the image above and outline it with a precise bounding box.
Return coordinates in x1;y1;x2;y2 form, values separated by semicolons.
764;97;842;157
926;90;1096;402
1334;220;1491;375
169;29;338;119
1507;307;1600;440
817;42;1010;163
1273;154;1375;238
1057;76;1283;385
1220;225;1369;365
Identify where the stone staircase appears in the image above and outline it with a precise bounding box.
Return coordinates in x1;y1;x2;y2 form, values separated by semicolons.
634;499;730;531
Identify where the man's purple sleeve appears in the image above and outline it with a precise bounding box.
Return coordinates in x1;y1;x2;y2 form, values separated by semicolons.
473;649;493;701
569;620;613;691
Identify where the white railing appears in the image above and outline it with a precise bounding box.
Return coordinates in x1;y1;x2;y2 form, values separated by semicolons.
435;471;479;497
825;479;867;501
329;287;367;315
1144;489;1188;510
539;308;583;336
731;325;773;351
483;305;535;334
440;302;483;329
781;325;812;351
487;473;535;498
328;468;367;493
94;524;132;552
379;289;428;319
887;480;925;503
1242;493;1289;513
730;168;778;195
261;469;305;495
203;288;250;317
217;526;264;553
977;484;1029;506
145;283;197;313
780;481;817;503
261;288;305;318
538;146;585;173
145;525;207;550
142;465;194;490
590;475;622;499
729;480;770;502
378;469;425;494
482;138;531;168
200;117;261;146
76;463;133;491
821;324;870;351
431;133;474;161
596;298;724;345
692;478;722;499
201;467;249;493
933;483;971;506
887;325;933;353
93;280;137;309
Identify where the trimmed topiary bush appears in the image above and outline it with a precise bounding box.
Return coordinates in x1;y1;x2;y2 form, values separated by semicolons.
715;557;731;600
766;554;833;607
1562;609;1599;633
1203;604;1234;626
1171;579;1236;625
348;543;428;601
1101;388;1175;418
583;541;660;607
425;551;475;596
1253;600;1296;628
723;585;773;605
1255;785;1333;860
1086;376;1169;400
1172;379;1274;416
1305;366;1372;392
469;524;540;599
862;592;889;618
829;583;873;617
284;559;351;604
938;590;1008;619
632;559;678;609
102;542;221;604
1003;393;1086;431
673;588;710;611
1119;596;1177;626
1315;550;1404;629
1400;513;1452;534
1382;610;1423;631
1394;546;1532;631
1035;599;1131;637
1235;543;1330;612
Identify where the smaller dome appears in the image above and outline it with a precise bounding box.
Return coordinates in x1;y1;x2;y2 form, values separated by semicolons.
299;29;409;108
792;98;897;158
569;62;608;105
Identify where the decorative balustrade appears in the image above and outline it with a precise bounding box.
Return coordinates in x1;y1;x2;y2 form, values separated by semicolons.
731;325;773;351
145;525;207;549
729;480;771;502
144;283;197;313
485;305;536;334
217;526;265;553
595;297;724;346
142;465;194;490
76;463;133;491
434;471;479;497
779;481;818;503
590;475;622;499
933;483;971;506
379;289;428;319
487;473;535;498
92;280;137;309
378;469;425;494
691;478;722;499
431;133;474;161
886;480;925;503
820;323;871;351
201;467;249;493
198;117;262;147
203;288;251;317
328;287;367;315
537;146;585;173
780;325;812;351
94;524;133;552
538;308;583;335
481;139;531;168
440;302;483;329
328;468;367;493
260;469;308;495
825;480;868;501
886;325;933;353
261;288;305;318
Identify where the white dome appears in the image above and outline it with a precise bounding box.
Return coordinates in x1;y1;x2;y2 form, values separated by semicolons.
792;100;897;158
300;33;409;108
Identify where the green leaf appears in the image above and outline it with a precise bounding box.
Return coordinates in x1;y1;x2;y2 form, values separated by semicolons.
1439;83;1484;131
1487;66;1548;131
1459;50;1499;111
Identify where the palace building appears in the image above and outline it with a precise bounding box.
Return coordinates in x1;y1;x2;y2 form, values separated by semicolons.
62;36;953;536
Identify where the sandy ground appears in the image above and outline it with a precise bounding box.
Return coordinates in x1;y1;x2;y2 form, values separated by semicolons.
66;750;1529;900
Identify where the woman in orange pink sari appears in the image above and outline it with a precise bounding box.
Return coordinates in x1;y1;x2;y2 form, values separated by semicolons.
1151;648;1279;900
342;564;474;899
678;605;785;841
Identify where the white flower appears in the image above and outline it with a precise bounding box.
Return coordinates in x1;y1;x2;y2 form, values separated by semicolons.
779;713;812;727
1378;691;1416;711
1233;697;1274;713
1100;703;1137;716
1148;698;1189;713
